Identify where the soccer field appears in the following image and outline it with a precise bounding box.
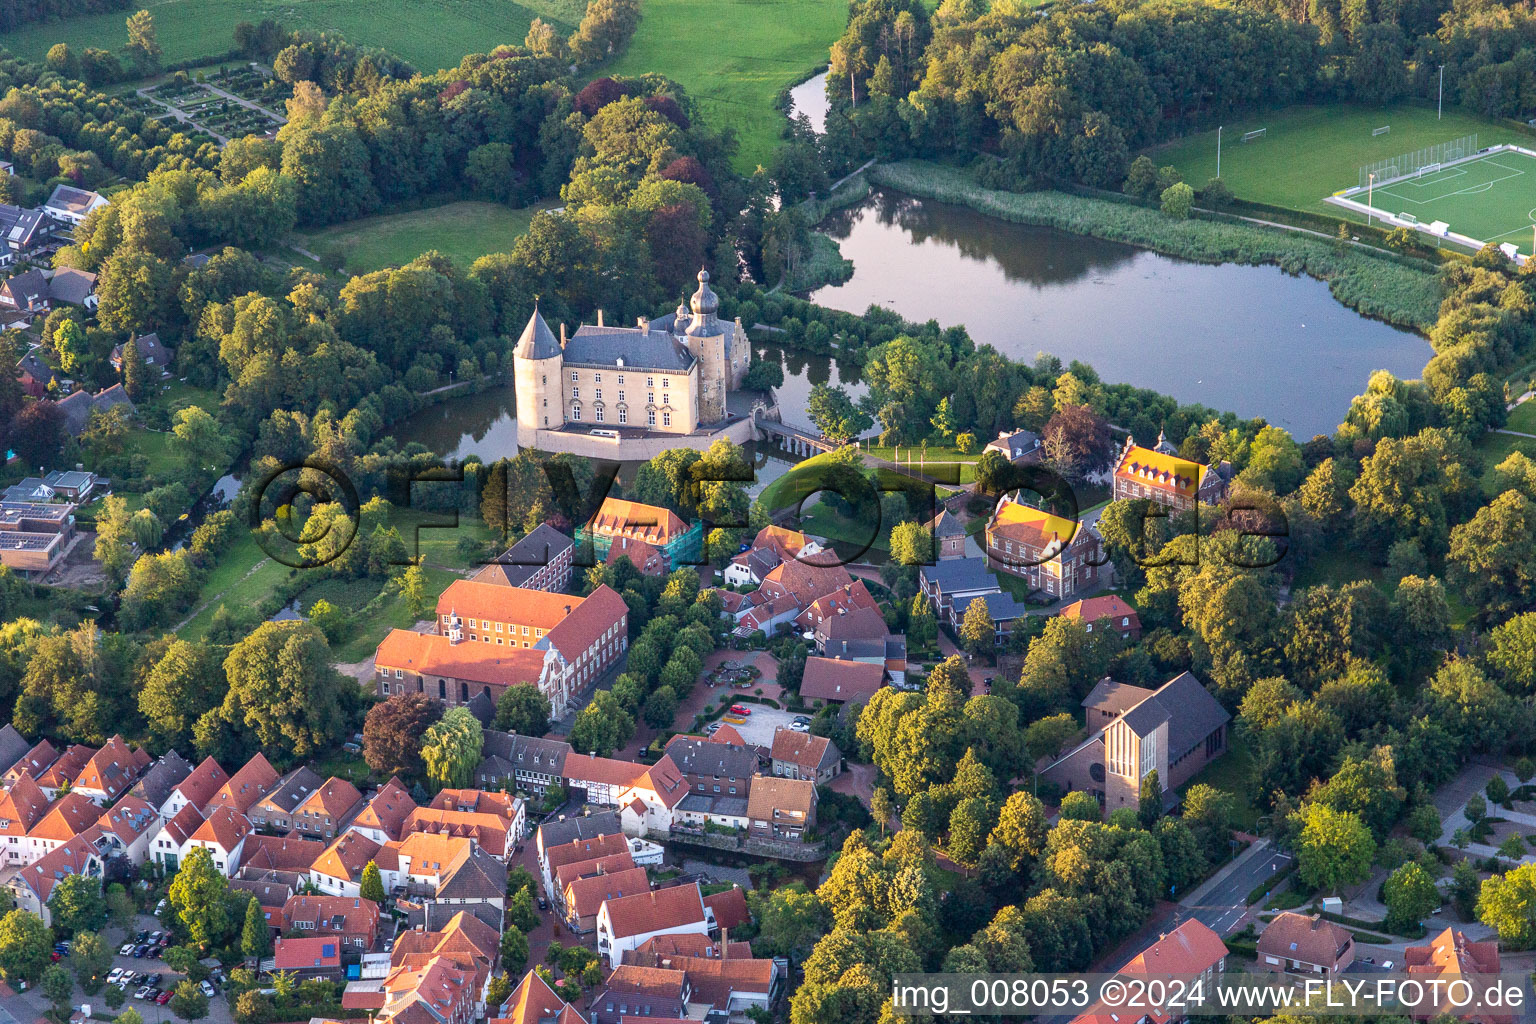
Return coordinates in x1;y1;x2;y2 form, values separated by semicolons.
1367;150;1536;256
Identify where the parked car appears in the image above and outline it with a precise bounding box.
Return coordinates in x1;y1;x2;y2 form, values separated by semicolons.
119;943;136;956
135;986;154;1000
154;899;167;915
1382;960;1395;970
792;716;810;725
729;704;751;715
199;980;216;998
155;991;172;1006
132;945;148;958
107;970;124;985
790;722;810;732
536;895;549;911
135;930;149;943
146;973;161;987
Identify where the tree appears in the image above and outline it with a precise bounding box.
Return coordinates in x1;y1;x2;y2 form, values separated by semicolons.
1040;404;1113;480
1138;769;1162;829
1295;803;1375;894
988;791;1049;873
507;887;538;934
948;796;997;866
494;683;551;736
363;692;442;778
116;1011;144;1024
360;862;386;905
1478;863;1536;948
500;923;529;974
1023;713;1078;764
172;406;230;474
889;521;932;567
240;895;271;962
167;846;232;948
214;621;349;761
49;872;106;935
1405;804;1442;846
170;979;209;1021
95;494;136;587
870;787;895;836
71;930;112;994
420;707;484;790
1160;181;1194;218
1448;490;1536;619
951;597;993;659
0;909;51;982
568;691;635;757
1383;862;1438;932
1182;784;1235;864
749;884;829;961
125;9;162;71
806;383;872;444
1059;791;1101;821
1488;776;1511;807
42;963;73;1018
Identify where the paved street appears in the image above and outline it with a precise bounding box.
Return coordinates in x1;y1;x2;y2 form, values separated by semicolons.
1180;841;1292;935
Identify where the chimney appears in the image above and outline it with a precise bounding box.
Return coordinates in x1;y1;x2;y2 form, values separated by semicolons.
597;309;604;327
720;927;728;959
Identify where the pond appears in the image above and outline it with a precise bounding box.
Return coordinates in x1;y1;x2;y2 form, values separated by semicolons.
788;71;830;134
804;188;1432;440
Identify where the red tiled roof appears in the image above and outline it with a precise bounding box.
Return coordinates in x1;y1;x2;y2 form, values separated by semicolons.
554;850;636;893
709;724;747;746
207;753;278;814
600;882;706;940
241;834;326;872
176;756;230;810
375;629;548;687
5;739;58;782
0;772;49;834
354;777;416;840
703;886;750;932
544;832;630;875
494;970;571;1024
564;865;651;919
584;498;688;545
770;729;833;772
313;831;383;882
297;777;364;821
634;755;689;809
191;805;251;853
436;580;583;630
72;735;150;799
35;744;95;790
545;584;627;664
1060;594;1140;627
27;791;100;842
562;752;645;790
799;656;884;703
160;802;205;846
282;894;380;938
273;935;341;970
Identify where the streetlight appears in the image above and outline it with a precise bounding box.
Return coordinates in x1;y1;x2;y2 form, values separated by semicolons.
1367;172;1376;228
1438;64;1445;120
1216;125;1222;180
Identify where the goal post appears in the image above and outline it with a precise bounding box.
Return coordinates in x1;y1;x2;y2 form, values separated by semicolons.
1418;162;1442;177
1359;133;1478;188
1372;125;1390;136
1241;128;1267;142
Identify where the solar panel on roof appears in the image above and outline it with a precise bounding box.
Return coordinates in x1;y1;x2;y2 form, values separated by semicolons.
322;943;336;957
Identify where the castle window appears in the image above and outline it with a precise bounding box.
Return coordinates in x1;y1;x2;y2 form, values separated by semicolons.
617;375;625;384
594;373;602;383
647;377;654;387
596;407;605;422
618;407;627;424
648;409;656;426
663;412;671;426
541;374;546;385
542;398;547;407
571;371;579;381
660;377;670;387
663;393;670;406
618;391;625;403
648;392;655;405
571;403;582;420
595;388;602;400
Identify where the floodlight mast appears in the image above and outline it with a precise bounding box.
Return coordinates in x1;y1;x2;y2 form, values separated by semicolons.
1216;125;1222;180
1438;65;1445;120
1367;172;1375;228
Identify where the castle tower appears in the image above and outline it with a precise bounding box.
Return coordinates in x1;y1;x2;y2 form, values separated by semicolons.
513;306;563;448
684;268;727;425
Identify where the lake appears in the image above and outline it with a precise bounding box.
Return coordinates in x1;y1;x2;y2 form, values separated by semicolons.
788;71;830;134
804;188;1431;440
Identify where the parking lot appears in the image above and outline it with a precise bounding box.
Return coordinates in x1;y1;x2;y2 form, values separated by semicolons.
711;704;804;746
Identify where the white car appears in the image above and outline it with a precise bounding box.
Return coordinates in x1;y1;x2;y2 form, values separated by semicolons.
119;943;136;956
199;980;216;998
134;985;154;1000
106;969;124;985
790;721;810;732
1381;960;1395;970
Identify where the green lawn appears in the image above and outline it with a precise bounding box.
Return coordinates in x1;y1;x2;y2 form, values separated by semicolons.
1151;103;1529;220
1181;731;1260;830
177;528;293;640
1505;400;1536;434
0;0;585;76
1474;428;1536;497
601;0;846;172
294;200;551;274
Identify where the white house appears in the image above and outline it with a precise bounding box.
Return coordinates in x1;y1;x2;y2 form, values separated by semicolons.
595;882;710;969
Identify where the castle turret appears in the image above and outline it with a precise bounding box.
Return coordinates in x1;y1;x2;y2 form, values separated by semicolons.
683;269;727;425
514;306;563;447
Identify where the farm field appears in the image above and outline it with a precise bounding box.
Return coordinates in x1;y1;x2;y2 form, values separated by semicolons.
601;0;846;172
294;200;551;274
1151;104;1529;219
0;0;585;76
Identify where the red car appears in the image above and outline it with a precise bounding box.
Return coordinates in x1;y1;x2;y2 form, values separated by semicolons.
155;991;173;1006
729;705;751;716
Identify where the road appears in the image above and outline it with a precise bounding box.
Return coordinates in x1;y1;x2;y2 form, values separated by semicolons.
1180;843;1293;936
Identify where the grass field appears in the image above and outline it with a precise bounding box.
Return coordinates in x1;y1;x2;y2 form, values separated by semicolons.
294;200;551;273
1152;104;1530;220
1365;149;1536;256
601;0;845;172
0;0;585;75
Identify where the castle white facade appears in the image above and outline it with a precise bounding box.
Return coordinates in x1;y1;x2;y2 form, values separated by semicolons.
513;269;752;452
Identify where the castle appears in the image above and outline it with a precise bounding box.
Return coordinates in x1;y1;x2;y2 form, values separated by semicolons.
513;269;759;457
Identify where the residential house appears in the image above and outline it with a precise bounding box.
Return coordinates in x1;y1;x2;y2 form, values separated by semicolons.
674;955;781;1018
918;555;1001;619
723;525;825;587
350;777;417;843
1403;928;1514;1024
471;523;574;591
403;790;524;859
770;729;840;783
0;269;48;312
42;184;109;226
4;738;58;785
271;936;344;980
590;965;690;1024
0;204;58;264
204;752;279;815
1041;672;1230;811
149;802;204;870
70;735;151;805
927;509;969;559
431;844;508;914
795;579;880;636
56;384;135;437
15;347;58;396
595;881;710;968
24;791;99;862
1060;594;1142;641
1257;912;1355;975
1111;432;1232;512
663;736;758;800
311;830;394;897
615;756;691;837
563;864;650;933
35;745;97;799
746;776;817;844
495;970;586;1024
250;768;329;833
947;589;1033;645
48;268;96;310
474;730;570;795
10;830;103;925
0;773;49;865
185;805;252;874
161;756;230;821
561;753;646;807
798;655;884;706
230;872;295;932
287;775;364;839
985;493;1103;601
540;831;630;902
703;886;750;934
281;894;381;951
40;469;103;502
985;428;1042;463
576;497;704;570
0;725;33;776
240;834;326;874
1070;920;1228;1024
